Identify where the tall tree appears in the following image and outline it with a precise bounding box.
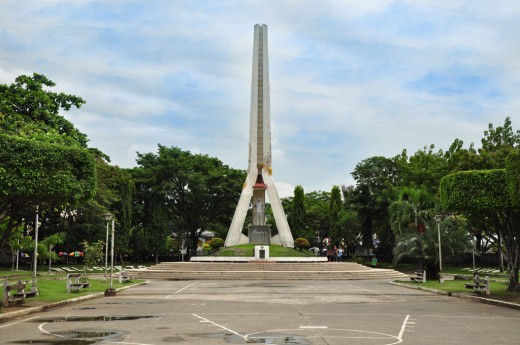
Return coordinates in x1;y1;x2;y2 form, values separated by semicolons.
329;186;342;245
351;156;398;258
303;191;331;245
340;185;361;257
441;167;520;291
288;185;309;240
0;73;95;254
134;146;245;260
0;135;96;252
61;157;133;265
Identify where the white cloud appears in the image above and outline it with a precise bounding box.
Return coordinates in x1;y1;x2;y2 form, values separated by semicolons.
1;0;519;194
273;181;295;199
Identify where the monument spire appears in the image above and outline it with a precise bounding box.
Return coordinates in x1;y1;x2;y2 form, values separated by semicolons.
225;24;294;248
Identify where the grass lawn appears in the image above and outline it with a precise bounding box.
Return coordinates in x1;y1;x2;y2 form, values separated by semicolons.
396;278;520;303
214;244;315;257
392;263;509;277
0;270;141;312
0;270;33;278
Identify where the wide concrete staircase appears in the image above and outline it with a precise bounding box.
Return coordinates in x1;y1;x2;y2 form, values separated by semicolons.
129;262;409;281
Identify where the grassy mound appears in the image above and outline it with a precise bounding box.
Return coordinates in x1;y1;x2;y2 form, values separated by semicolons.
215;244;315;257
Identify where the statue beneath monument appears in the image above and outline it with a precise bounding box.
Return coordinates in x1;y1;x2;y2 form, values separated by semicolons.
255;198;264;225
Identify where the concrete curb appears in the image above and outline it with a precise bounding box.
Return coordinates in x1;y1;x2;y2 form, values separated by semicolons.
0;281;147;321
390;281;520;311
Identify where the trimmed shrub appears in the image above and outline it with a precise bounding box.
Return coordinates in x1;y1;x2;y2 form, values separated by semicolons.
210;237;224;250
506;150;520;207
440;169;511;211
294;237;310;251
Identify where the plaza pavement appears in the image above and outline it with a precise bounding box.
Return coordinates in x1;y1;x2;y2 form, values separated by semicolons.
1;279;519;344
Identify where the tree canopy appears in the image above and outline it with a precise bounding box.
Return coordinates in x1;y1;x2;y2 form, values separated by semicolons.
440;158;520;291
0;74;96;254
132;145;245;259
0;73;88;147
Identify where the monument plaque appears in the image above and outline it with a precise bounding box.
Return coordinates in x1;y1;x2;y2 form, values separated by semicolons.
248;225;271;244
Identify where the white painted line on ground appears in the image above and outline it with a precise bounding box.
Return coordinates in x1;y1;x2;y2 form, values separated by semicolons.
38;322;64;337
0;316;39;328
192;313;245;338
342;282;395;298
165;282;197;298
299;326;328;329
245;328;400;344
104;341;160;345
390;314;411;345
39;322;156;345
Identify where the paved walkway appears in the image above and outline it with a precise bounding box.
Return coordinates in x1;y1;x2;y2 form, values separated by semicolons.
1;279;519;344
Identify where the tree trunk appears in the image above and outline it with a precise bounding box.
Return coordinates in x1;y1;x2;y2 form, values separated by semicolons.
0;217;16;254
188;229;201;261
502;214;520;291
426;262;439;280
508;268;519;292
497;230;505;272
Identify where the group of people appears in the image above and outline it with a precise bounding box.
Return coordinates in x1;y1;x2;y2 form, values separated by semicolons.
320;237;345;262
322;245;344;262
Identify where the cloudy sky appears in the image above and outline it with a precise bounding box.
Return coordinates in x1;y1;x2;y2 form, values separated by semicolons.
1;1;519;197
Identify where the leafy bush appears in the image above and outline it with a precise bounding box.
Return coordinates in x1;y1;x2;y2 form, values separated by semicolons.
210;237;224;250
82;240;104;268
440;169;510;211
506;150;520;206
355;256;366;265
294;237;310;251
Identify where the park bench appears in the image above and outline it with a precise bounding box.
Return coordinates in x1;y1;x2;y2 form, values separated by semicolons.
119;270;133;283
464;274;490;296
410;270;426;283
2;279;37;306
66;273;88;293
80;271;90;288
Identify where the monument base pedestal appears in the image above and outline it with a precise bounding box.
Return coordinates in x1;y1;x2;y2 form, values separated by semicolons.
248;225;271;244
254;245;269;260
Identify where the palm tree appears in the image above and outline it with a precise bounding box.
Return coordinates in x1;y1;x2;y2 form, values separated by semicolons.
393;214;474;279
389;186;432;235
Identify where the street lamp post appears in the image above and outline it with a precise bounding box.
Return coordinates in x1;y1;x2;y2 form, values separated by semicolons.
435;214;443;278
104;213;117;296
110;218;115;289
104;213;112;282
31;207;39;294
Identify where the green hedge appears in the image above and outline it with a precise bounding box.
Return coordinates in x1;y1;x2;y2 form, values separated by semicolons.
506;150;520;207
440;169;511;211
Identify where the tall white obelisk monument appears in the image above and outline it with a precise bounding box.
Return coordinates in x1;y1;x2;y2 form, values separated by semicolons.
225;24;294;248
